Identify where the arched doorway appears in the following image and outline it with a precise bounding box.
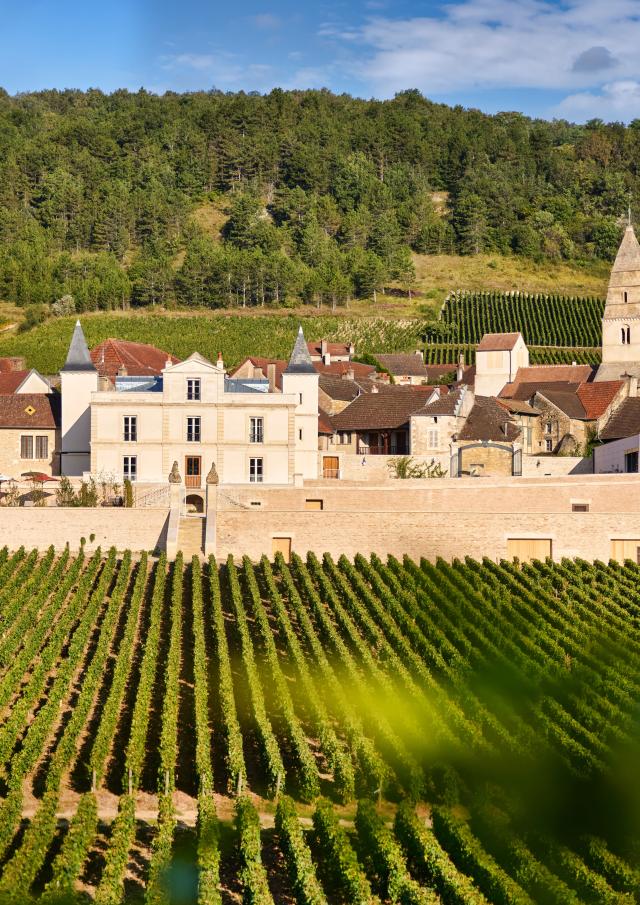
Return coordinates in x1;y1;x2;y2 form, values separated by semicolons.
185;493;204;514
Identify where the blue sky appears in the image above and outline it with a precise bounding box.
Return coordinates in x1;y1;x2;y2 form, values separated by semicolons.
2;0;640;122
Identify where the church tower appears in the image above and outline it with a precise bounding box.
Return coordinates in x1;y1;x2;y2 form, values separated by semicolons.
60;320;98;476
281;326;319;480
598;223;640;379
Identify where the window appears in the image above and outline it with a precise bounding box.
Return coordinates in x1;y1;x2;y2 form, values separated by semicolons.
187;378;201;401
624;291;629;303
187;416;201;442
545;438;553;452
123;416;137;442
427;429;439;448
305;499;323;510
339;432;352;445
572;503;589;512
622;325;631;344
250;417;264;443
249;457;263;483
544;422;553;434
625;450;639;473
299;393;303;405
299;428;303;441
20;435;33;459
35;436;48;459
123;456;137;481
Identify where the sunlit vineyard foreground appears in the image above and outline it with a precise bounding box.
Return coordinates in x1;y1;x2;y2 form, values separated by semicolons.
0;546;638;903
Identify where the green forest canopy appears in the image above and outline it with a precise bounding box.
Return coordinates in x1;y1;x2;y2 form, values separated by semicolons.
0;87;636;318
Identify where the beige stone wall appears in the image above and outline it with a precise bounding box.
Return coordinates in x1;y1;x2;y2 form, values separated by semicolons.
0;428;60;478
5;473;640;564
0;507;169;553
521;455;592;476
215;476;640;563
458;444;513;476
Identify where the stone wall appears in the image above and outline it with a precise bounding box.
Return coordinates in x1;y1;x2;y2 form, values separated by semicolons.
0;507;169;553
215;476;640;563
521;455;592;476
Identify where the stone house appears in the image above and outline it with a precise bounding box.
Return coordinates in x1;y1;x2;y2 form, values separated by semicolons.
410;386;474;457
0;394;61;478
474;332;529;397
307;339;354;364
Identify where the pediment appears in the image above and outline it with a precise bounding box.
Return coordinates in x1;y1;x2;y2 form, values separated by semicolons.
163;352;217;374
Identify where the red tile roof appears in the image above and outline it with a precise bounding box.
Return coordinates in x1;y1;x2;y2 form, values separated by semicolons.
576;381;624;419
307;340;353;357
231;357;375;390
0;371;29;393
91;339;180;381
318;408;335;434
500;364;595;398
477;332;522;352
0;394;60;429
0;357;26;373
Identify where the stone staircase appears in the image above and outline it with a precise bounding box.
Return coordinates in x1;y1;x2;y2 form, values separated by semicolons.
177;517;205;559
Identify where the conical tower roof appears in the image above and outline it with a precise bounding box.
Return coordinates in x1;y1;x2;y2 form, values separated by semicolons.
611;224;640;276
61;320;96;372
285;325;316;374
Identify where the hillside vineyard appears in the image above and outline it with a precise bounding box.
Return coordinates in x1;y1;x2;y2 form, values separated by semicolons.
0;547;637;901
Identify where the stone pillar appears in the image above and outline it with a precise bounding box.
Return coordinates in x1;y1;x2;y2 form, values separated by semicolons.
204;461;218;559
166;461;182;560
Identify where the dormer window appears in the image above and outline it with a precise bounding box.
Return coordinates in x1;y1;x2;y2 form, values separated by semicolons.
187;378;201;401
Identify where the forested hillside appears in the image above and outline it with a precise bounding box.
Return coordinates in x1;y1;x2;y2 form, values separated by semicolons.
0;88;635;319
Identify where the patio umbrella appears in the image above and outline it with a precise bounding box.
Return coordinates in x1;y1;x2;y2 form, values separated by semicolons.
21;472;60;483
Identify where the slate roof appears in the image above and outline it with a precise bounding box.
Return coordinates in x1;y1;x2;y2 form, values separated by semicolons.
458;396;521;442
91;339;180;381
374;353;428;377
62;321;96;373
599;397;640;441
0;394;60;429
331;390;428;431
285;326;316;374
477;332;522;352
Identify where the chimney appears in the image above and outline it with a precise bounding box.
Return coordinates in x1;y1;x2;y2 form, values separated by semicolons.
630;375;638;397
348;343;355;358
117;364;128;377
8;356;25;372
321;339;328;358
415;349;424;361
371;384;379;394
253;366;264;380
267;363;277;392
217;352;224;371
456;353;464;383
164;358;172;370
323;351;331;366
342;367;355;381
98;375;110;392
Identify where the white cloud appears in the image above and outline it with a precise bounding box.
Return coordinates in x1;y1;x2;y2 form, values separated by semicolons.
327;0;640;118
556;80;640;121
163;53;216;71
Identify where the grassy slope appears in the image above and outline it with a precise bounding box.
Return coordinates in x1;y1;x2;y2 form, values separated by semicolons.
0;312;426;375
